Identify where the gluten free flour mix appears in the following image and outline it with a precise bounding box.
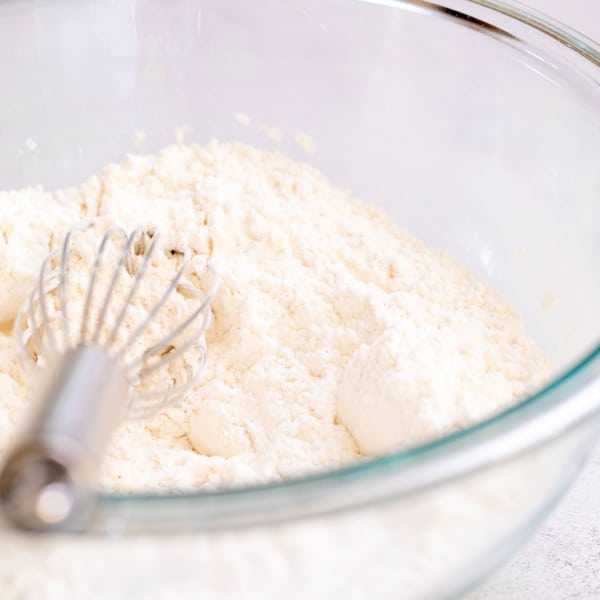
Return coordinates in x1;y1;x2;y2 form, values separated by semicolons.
0;141;549;494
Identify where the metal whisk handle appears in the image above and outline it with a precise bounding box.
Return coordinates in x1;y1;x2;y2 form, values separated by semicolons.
0;346;129;531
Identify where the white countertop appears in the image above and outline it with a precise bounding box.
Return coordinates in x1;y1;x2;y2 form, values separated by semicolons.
471;444;600;599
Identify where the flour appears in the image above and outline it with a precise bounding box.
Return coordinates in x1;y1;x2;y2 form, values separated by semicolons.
0;141;549;492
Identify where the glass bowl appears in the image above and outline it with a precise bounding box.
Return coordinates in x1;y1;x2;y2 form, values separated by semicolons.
0;0;599;598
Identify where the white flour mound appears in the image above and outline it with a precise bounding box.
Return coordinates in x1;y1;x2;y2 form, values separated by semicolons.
0;141;549;492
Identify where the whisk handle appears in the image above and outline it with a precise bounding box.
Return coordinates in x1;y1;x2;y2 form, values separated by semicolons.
0;346;129;531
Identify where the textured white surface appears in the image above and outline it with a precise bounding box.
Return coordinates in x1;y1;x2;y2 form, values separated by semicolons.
471;3;600;599
471;445;600;599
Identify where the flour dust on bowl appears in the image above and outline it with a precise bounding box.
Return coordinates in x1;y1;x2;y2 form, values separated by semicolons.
0;0;599;599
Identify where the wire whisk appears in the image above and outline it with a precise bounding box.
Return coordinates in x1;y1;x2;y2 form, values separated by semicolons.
0;221;219;531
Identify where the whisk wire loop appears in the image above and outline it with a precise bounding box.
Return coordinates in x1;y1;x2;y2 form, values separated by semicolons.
36;251;62;361
129;270;217;376
113;246;193;362
81;227;129;345
59;230;74;348
102;228;160;350
92;227;143;344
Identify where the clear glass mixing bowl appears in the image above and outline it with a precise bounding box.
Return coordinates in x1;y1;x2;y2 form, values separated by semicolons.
0;0;599;598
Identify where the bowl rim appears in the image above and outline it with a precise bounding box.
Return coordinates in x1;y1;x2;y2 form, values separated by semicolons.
79;0;600;533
